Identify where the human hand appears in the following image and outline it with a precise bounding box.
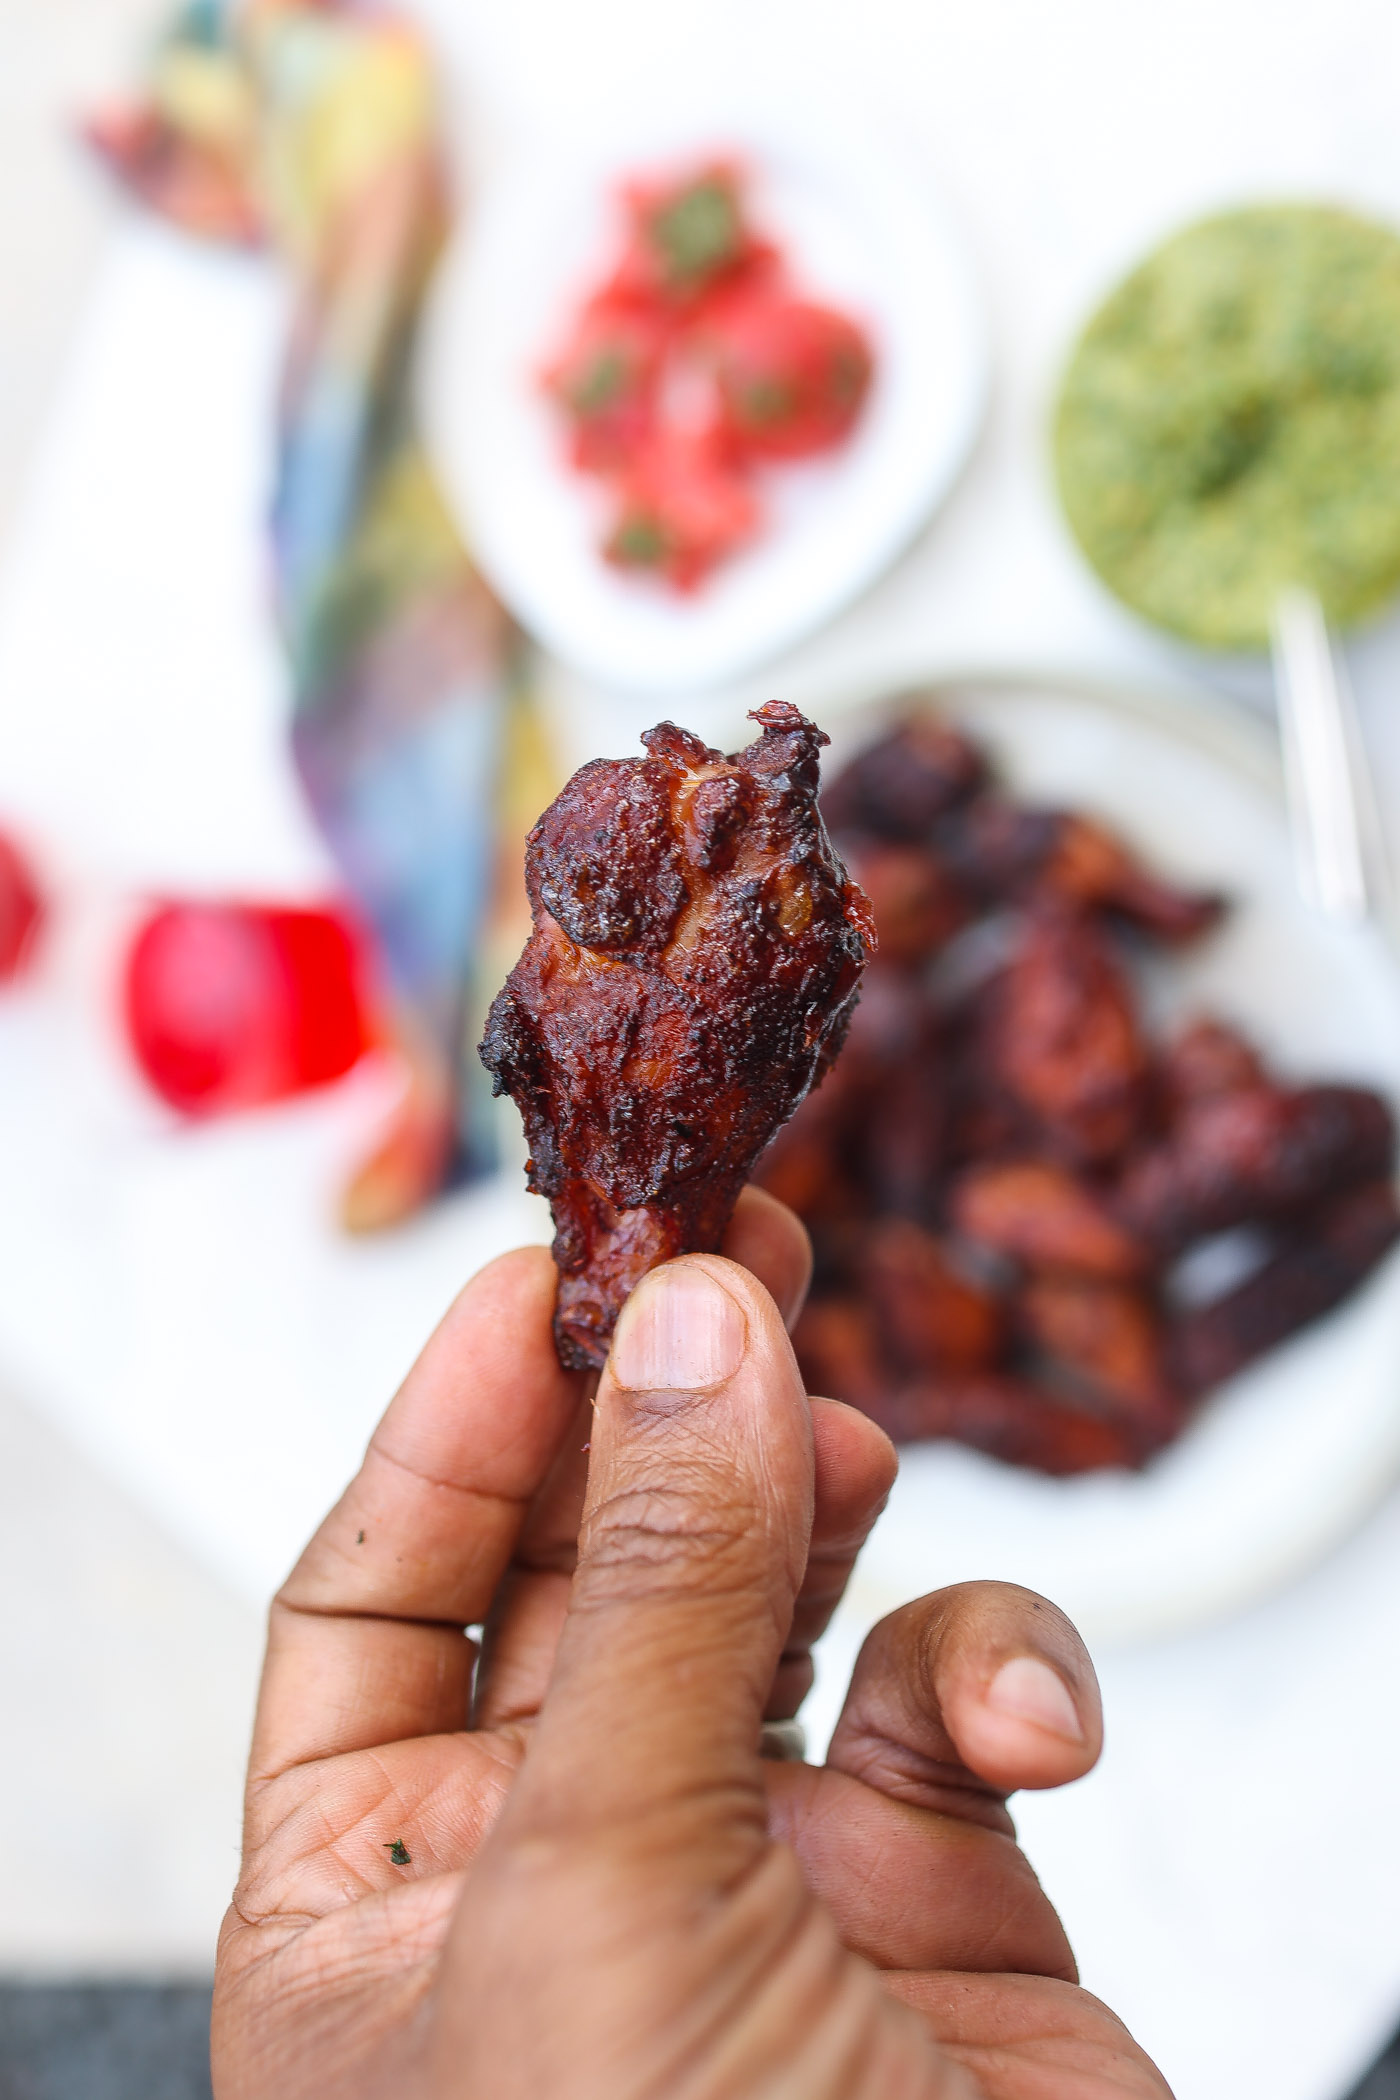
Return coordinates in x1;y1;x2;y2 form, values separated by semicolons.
213;1190;1170;2098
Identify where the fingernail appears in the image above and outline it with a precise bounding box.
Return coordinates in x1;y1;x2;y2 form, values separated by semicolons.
984;1656;1084;1744
609;1263;748;1392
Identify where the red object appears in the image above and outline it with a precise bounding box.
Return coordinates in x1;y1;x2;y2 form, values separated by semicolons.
542;155;877;591
703;290;874;460
125;902;371;1117
608;161;769;308
0;830;44;980
543;296;665;473
606;429;761;590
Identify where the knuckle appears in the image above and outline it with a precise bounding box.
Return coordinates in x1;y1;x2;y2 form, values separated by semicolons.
578;1480;766;1603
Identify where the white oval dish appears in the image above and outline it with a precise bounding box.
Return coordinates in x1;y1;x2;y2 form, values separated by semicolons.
423;94;986;694
809;669;1400;1647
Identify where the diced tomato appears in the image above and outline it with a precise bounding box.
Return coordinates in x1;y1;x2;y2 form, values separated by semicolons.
125;902;371;1117
0;830;43;981
543;295;665;473
606;430;761;591
704;290;875;459
541;153;878;590
608;161;773;307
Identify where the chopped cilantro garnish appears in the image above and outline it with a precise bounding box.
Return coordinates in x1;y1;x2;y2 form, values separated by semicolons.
650;180;741;291
611;516;669;565
740;377;798;427
569;349;629;417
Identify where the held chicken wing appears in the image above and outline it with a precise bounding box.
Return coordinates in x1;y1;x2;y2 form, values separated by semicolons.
480;702;875;1369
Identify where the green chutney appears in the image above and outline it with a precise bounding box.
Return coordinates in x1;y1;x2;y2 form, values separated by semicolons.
1054;204;1400;650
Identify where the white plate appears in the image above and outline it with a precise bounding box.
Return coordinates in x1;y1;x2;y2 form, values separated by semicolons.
423;93;985;694
805;669;1400;1648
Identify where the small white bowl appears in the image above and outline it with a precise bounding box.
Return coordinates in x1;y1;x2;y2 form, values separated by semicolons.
423;88;986;694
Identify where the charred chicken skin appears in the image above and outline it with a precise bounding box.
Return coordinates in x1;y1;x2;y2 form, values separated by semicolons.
481;701;874;1369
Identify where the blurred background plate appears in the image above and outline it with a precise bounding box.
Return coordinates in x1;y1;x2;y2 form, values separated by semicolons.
804;669;1400;1661
424;88;985;694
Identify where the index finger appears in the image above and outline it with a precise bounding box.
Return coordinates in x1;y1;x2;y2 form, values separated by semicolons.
251;1245;582;1782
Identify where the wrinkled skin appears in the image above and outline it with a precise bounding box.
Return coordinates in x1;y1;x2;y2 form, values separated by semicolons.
482;702;874;1368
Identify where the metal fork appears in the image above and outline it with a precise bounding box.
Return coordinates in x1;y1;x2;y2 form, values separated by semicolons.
1270;588;1392;928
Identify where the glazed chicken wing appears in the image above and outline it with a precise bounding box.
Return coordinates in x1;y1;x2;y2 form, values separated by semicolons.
880;1374;1147;1474
756;964;946;1228
1118;1082;1396;1252
819;708;988;839
1170;1179;1400;1395
1158;1017;1268;1113
836;839;971;968
481;701;874;1369
1016;1275;1182;1444
859;1217;1004;1378
951;1158;1152;1280
742;701;1397;1477
945;800;1224;943
987;907;1151;1166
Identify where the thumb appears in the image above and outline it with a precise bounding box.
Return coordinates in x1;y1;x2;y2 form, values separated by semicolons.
505;1255;815;1870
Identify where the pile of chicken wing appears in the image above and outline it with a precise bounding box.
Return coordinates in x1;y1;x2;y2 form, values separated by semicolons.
757;706;1400;1474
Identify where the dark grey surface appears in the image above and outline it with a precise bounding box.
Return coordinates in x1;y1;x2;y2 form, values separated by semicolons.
1353;2038;1400;2100
0;1981;1396;2097
0;1986;213;2100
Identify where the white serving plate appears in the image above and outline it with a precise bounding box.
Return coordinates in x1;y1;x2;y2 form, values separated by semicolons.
803;669;1400;1650
423;90;985;694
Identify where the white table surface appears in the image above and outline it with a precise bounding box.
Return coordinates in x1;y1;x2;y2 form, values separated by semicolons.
6;1;1400;2092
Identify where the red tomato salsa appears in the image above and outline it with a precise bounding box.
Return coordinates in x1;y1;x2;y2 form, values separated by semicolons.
542;159;876;591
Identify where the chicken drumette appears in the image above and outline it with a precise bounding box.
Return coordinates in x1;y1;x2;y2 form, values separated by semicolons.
481;701;875;1369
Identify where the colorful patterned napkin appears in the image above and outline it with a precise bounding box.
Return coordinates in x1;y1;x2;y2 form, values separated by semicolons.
89;0;551;1223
